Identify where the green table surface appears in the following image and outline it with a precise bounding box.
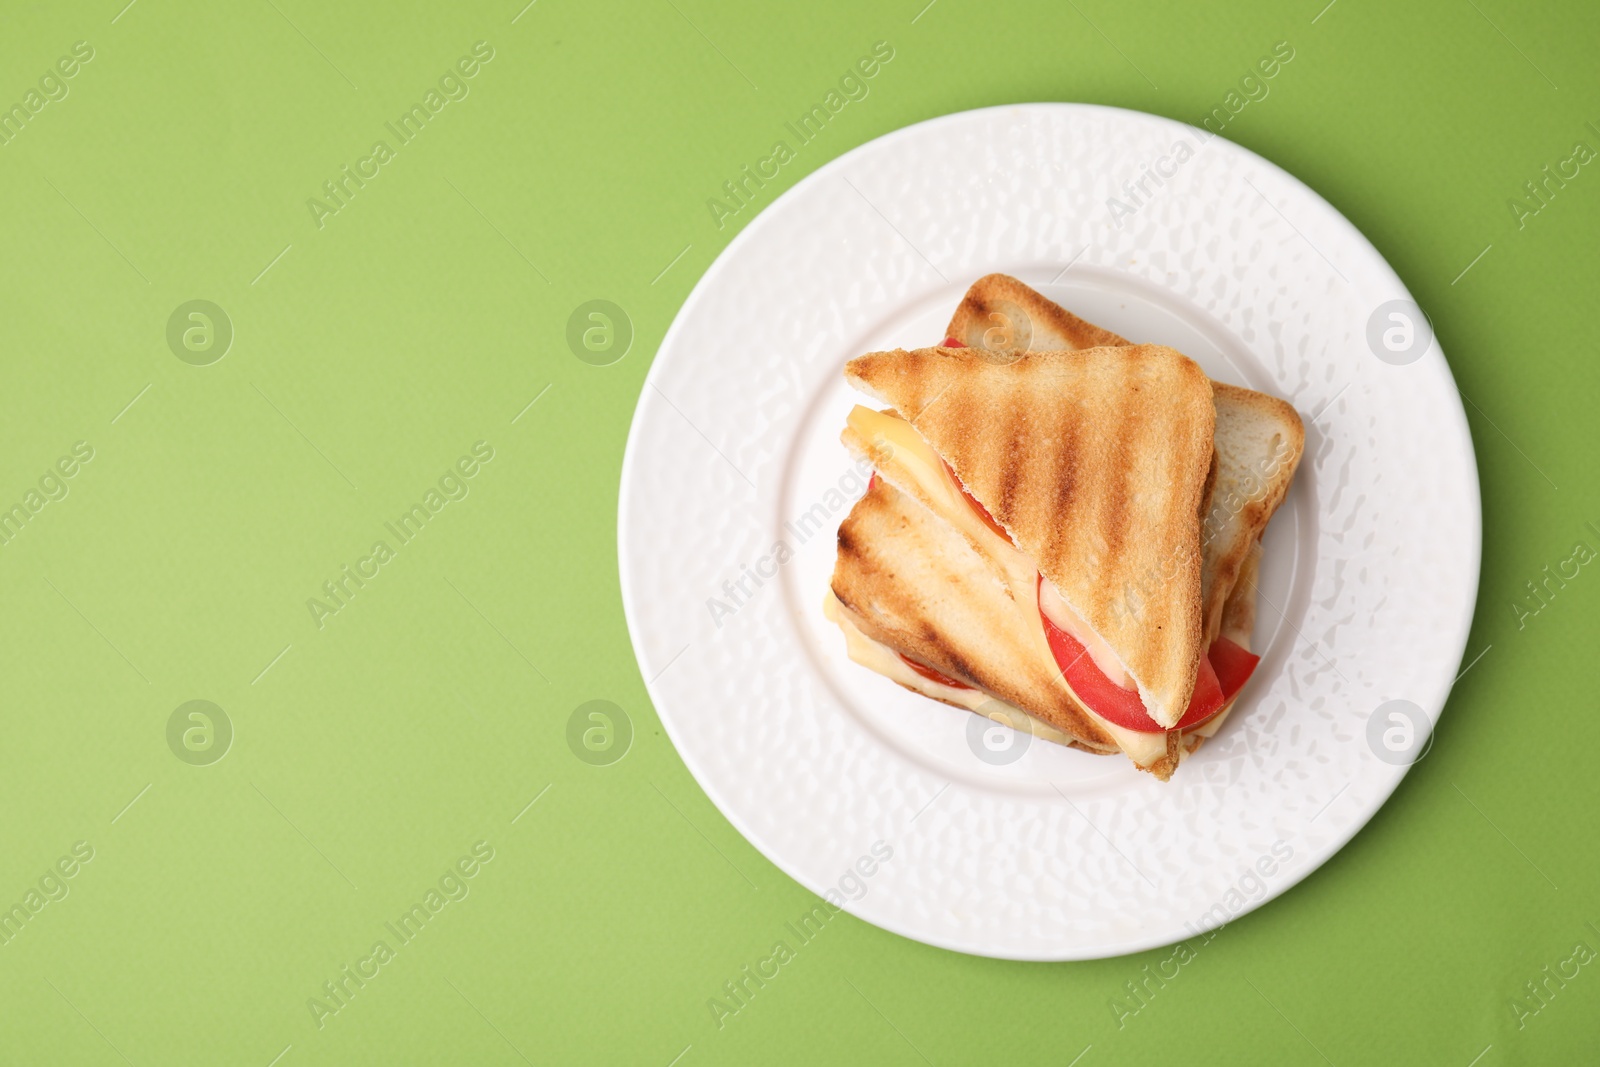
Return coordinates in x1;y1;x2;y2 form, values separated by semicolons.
2;0;1595;1063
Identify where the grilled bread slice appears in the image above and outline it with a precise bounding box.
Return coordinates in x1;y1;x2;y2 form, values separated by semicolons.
1201;385;1303;645
944;274;1304;651
844;343;1215;729
828;475;1122;753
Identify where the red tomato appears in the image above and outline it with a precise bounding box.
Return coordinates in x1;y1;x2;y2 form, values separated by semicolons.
898;652;974;691
1208;635;1260;700
941;337;965;347
1177;658;1226;731
1037;575;1225;733
867;470;878;492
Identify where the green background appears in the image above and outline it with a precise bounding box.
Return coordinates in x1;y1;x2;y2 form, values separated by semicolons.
1;0;1595;1063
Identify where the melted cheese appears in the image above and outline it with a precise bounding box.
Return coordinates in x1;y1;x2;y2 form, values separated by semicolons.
844;405;1169;768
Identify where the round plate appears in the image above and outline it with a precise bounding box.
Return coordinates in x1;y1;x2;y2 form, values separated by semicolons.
618;104;1480;960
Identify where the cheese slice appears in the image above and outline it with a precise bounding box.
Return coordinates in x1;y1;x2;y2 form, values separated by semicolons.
844;404;1173;768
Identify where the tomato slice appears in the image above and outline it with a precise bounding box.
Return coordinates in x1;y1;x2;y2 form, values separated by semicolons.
867;469;878;492
941;337;965;347
1037;575;1225;733
897;652;974;690
1178;657;1226;731
942;459;1011;544
1209;635;1260;700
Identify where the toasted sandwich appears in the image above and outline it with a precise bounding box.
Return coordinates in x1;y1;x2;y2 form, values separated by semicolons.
824;276;1303;779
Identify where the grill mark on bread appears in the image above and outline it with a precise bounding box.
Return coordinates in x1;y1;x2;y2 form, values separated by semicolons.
1098;389;1138;570
1047;411;1083;564
835;523;860;561
996;411;1024;526
942;649;982;687
846;341;1215;728
969;296;996;335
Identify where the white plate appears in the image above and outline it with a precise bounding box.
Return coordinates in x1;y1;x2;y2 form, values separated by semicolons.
618;104;1480;960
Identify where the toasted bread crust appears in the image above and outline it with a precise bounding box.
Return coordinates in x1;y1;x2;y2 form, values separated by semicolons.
946;273;1130;352
943;275;1304;655
1200;383;1305;645
1145;733;1182;781
845;344;1215;728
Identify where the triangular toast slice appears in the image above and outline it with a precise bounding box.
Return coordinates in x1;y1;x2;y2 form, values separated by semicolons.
827;474;1123;755
946;274;1304;647
844;344;1215;728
